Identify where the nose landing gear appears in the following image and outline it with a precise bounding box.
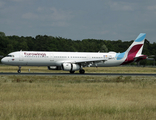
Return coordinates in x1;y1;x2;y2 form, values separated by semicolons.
17;66;21;73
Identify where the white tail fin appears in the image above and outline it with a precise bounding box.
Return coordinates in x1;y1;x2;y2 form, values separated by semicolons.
123;33;146;64
116;33;146;65
126;33;146;57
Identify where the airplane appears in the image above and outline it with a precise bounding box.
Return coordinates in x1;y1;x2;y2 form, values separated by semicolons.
1;33;147;74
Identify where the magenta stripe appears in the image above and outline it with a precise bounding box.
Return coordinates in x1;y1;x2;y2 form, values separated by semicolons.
121;44;143;65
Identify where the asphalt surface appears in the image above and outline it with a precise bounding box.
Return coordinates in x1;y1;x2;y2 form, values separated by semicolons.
0;72;156;76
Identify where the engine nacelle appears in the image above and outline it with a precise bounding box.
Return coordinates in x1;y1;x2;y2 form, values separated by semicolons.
61;63;80;71
48;66;62;70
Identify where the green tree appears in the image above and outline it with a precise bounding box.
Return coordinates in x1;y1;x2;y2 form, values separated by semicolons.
0;32;5;37
7;44;14;53
100;44;108;52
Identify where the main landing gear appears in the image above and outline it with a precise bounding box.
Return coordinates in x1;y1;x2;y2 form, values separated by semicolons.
79;69;85;74
69;69;85;74
17;66;21;73
70;71;75;74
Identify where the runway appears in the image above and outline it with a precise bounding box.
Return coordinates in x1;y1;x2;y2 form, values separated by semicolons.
0;72;156;76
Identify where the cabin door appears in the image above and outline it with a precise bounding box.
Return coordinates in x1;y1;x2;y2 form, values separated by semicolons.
19;52;24;61
50;53;54;61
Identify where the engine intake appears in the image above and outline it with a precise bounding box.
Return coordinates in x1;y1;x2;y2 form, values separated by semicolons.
61;63;80;71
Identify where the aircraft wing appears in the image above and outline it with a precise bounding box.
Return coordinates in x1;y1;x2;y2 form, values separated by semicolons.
64;58;109;67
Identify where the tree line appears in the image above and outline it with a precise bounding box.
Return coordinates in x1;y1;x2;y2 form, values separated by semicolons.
0;31;156;65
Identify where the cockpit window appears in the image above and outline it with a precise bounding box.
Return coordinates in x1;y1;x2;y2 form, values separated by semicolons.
6;55;14;57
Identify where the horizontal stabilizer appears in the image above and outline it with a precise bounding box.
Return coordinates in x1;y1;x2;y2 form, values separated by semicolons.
134;55;147;62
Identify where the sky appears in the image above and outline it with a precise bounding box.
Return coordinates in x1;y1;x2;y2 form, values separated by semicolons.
0;0;156;42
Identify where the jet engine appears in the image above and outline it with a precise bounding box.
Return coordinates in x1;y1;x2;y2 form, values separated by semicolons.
48;66;62;70
61;63;80;71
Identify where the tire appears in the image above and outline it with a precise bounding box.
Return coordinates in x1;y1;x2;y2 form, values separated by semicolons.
18;70;21;73
70;71;75;74
79;69;85;74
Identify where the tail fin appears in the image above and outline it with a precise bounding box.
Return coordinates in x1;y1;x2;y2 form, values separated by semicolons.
126;33;146;57
121;33;147;64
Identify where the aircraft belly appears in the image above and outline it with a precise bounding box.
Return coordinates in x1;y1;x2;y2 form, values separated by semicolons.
90;60;124;67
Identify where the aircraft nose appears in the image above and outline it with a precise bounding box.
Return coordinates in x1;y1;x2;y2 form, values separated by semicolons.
1;58;6;64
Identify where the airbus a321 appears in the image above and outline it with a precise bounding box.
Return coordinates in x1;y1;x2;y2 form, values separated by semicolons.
1;33;147;74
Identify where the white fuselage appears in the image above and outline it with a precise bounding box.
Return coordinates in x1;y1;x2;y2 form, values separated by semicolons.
1;51;125;67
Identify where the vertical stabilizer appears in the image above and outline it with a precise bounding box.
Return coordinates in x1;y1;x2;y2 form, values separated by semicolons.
123;33;146;64
116;33;146;65
126;33;146;56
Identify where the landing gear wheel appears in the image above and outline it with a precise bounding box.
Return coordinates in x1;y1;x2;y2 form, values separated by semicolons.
18;70;21;73
79;69;85;74
70;71;75;74
17;66;21;73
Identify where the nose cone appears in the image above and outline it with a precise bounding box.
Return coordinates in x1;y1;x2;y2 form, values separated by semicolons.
1;57;6;64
